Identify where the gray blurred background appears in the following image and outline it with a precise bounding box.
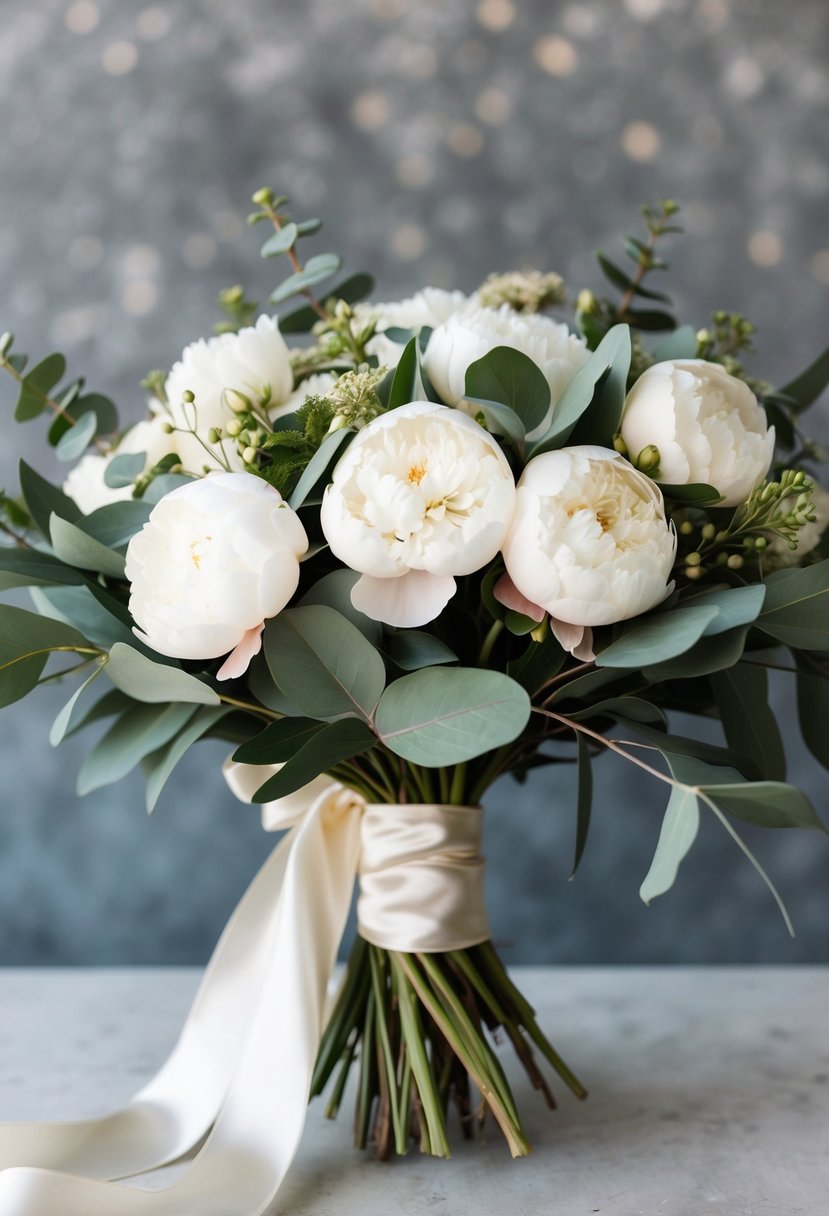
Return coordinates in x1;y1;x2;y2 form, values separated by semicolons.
0;0;827;966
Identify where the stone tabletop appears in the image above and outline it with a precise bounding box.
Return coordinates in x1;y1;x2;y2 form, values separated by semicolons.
1;967;827;1215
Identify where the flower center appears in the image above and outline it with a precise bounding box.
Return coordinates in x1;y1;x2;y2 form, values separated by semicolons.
407;462;427;485
189;536;212;570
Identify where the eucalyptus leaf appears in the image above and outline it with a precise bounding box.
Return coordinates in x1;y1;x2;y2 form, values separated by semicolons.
278;274;375;334
77;702;197;795
465;399;526;448
795;656;829;770
300;569;382;645
657;482;724;506
19;460;81;538
639;785;700;905
251;718;376;802
778;345;829;414
711;663;786;781
264;604;386;721
142;706;231;813
49;515;126;578
233;717;324;766
0;547;86;590
756;559;829;651
376;667;530;766
15;353;65;421
531;324;631;453
104;452;145;489
143;473;194;504
32;586;136;649
463;346;550;433
596;603;720;669
49;660;108;746
260;222;298;257
644;626;749;682
106;643;220;705
55;410;97;462
651;325;698;362
0;604;90;708
269;253;342;304
288;427;352;510
80;501;153;548
384;630;458;671
570;734;593;879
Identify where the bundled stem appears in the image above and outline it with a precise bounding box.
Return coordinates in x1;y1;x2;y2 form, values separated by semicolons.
311;936;586;1159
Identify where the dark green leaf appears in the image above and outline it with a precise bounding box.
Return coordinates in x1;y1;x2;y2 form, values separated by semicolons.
620;309;675;332
251;718;376;802
0;547;85;591
463;346;550;433
711;663;786;781
645;625;749;681
80;500;152;548
233;716;324;765
570;734;593;878
778;345;829;414
756;559;829;651
287;427;352;510
465;399;526;448
0;604;90;708
32;586;137;649
596;603;720;669
532;324;631;453
301;569;382;645
658;482;724;506
384;630;457;671
596;251;670;302
507;630;567;694
19;459;81;537
795;655;829;771
74;392;118;435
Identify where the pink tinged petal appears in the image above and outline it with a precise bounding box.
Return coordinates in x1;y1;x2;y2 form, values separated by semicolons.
493;572;546;622
351;569;457;628
216;622;265;681
550;618;595;661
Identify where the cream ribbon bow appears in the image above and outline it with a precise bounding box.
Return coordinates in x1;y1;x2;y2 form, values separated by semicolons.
0;767;489;1216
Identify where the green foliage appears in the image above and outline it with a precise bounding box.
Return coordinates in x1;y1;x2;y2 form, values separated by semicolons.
756;558;829;650
384;631;458;672
77;702;197;795
264;605;386;722
0;604;92;708
106;643;220;705
248;719;376;802
570;735;593;879
795;653;829;770
49;515;126;578
142;706;231;813
640;785;699;905
375;668;530;767
464;345;551;444
300;569;382;645
529;324;631;454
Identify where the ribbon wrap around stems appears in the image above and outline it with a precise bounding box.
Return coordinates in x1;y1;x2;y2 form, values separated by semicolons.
0;764;490;1216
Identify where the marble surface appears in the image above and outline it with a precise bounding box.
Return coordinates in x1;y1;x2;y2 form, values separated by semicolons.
1;966;827;1214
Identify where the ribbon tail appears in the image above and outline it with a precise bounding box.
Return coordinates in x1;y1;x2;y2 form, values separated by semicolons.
0;789;361;1214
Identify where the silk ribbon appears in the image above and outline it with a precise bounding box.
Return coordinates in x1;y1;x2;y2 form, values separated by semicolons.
0;768;490;1215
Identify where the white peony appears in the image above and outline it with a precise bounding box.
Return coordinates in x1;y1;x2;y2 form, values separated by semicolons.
125;472;308;679
357;288;470;366
320;401;516;627
502;446;676;648
275;371;338;420
164;315;295;472
620;359;775;507
63;415;178;514
422;303;589;437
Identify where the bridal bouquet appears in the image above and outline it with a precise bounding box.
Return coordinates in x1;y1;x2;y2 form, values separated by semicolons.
1;193;827;1211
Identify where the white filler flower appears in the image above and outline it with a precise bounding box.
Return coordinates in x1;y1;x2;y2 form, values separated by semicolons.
502;446;676;632
164;315;295;471
620;359;775;507
320;401;516;627
422;303;589;437
126;472;308;679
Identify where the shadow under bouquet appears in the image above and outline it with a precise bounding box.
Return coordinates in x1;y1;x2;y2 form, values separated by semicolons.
1;195;828;1209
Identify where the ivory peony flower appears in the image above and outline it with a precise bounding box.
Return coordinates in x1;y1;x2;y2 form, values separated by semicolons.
620;359;775;507
422;304;589;437
164;315;295;472
320;401;516;627
357;288;470;366
63;416;178;514
125;472;308;679
502;446;676;646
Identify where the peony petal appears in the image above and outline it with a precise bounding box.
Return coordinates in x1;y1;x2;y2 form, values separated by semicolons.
351;569;456;628
493;572;546;622
550;618;595;662
216;622;265;681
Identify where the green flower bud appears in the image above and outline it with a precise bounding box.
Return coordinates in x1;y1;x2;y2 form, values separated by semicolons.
207;427;221;445
686;552;702;567
685;565;703;580
701;522;716;541
162;422;175;435
727;554;744;570
251;187;274;208
576;289;597;314
225;418;243;437
181;389;195;404
635;444;661;476
242;446;257;464
754;536;767;551
612;434;629;457
679;521;695;536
